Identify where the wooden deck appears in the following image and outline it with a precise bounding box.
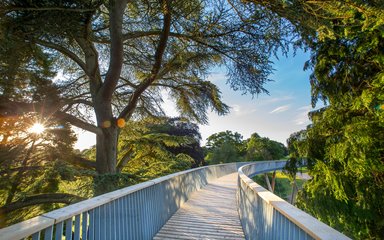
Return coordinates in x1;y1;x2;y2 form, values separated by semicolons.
154;173;245;240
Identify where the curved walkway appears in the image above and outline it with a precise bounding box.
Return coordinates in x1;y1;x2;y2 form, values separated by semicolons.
154;173;245;240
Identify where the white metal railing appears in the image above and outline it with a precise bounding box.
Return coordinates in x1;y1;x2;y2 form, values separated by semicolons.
0;160;352;240
0;162;246;240
237;160;351;240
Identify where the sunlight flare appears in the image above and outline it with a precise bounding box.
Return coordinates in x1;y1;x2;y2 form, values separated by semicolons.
28;123;45;134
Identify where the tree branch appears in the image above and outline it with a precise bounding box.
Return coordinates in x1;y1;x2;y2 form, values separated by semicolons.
100;0;128;101
61;99;94;112
54;111;102;135
119;0;171;120
35;40;87;73
3;7;96;13
116;147;133;172
93;29;241;44
0;98;102;135
65;155;96;169
0;193;85;214
75;39;102;97
0;166;42;176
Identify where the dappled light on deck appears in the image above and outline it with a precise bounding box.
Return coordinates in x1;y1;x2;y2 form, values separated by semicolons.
154;173;244;239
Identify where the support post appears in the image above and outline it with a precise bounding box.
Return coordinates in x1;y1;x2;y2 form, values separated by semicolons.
271;171;276;192
264;173;273;192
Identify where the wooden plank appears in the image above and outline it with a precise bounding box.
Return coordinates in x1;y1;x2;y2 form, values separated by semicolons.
154;173;245;239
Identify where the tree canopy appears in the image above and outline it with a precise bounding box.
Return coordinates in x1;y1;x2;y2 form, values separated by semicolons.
281;1;384;238
245;133;287;161
0;0;295;184
1;1;383;236
204;131;287;164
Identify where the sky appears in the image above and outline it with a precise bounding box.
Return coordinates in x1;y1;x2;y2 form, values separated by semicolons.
74;50;314;149
197;50;314;145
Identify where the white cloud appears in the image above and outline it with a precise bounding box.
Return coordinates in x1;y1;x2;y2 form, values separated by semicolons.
269;105;291;114
294;105;312;125
297;105;312;111
229;104;257;116
232;104;241;112
263;95;294;103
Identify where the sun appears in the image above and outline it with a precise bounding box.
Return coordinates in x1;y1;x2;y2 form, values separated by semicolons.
28;123;46;134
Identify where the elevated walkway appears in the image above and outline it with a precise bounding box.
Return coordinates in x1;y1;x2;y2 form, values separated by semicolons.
155;173;244;239
0;161;350;240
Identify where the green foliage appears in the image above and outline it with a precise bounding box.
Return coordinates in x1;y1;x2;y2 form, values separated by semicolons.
118;118;197;180
148;118;205;167
253;172;305;202
0;114;91;227
205;131;246;164
0;0;297;185
80;117;204;190
205;141;245;164
204;131;287;164
285;2;384;238
245;133;287;161
206;131;245;151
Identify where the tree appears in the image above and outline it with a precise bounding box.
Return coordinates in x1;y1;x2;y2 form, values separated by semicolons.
0;0;294;191
279;1;384;238
148;117;204;167
245;133;287;161
108;117;198;186
205;131;246;164
0;114;91;227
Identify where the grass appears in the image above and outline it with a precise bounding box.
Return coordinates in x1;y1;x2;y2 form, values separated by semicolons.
252;171;306;202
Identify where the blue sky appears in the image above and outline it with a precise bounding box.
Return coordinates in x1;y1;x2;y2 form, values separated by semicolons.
197;50;313;145
74;50;313;149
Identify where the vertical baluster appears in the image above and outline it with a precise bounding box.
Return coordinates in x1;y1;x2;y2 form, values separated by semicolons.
118;198;124;239
65;218;73;240
278;212;283;240
32;231;40;240
55;222;64;240
89;210;94;240
111;201;116;240
121;196;126;239
138;190;144;238
294;223;299;240
132;193;138;240
94;207;100;240
81;212;88;240
288;219;293;239
124;195;129;240
146;188;151;238
132;194;138;240
105;203;111;240
44;226;53;240
152;185;158;233
74;214;80;240
272;209;277;240
298;228;304;240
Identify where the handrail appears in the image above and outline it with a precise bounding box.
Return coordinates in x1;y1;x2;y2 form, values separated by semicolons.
1;160;352;240
0;162;247;240
237;160;351;240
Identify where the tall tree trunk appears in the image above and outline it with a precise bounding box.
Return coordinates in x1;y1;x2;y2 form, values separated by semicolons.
96;126;118;174
93;99;120;195
93;125;120;195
